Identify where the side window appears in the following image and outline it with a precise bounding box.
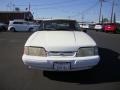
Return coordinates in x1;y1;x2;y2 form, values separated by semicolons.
75;23;80;30
23;22;29;25
13;22;23;24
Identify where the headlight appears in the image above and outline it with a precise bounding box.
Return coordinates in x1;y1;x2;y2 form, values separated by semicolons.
24;47;47;57
76;47;98;57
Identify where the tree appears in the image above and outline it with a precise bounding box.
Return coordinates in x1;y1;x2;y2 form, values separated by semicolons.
15;7;20;11
103;18;109;23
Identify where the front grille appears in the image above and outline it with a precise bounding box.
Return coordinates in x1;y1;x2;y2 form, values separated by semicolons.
47;51;75;56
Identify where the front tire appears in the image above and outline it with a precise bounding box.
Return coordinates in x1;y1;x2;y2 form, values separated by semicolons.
28;28;33;32
96;30;98;32
10;27;16;32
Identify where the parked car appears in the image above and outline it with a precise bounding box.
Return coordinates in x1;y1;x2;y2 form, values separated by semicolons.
79;24;89;32
94;23;103;31
0;23;8;31
89;24;95;30
8;20;40;32
103;23;120;33
80;24;89;29
22;19;100;71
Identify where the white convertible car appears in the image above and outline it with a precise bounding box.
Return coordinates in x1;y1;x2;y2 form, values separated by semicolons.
22;19;100;71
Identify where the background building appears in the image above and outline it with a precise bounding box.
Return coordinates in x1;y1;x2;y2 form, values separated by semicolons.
0;11;33;24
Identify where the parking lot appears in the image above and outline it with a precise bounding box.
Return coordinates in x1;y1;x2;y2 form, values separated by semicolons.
0;30;120;90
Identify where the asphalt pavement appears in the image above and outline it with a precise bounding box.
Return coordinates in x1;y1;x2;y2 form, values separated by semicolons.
0;31;120;90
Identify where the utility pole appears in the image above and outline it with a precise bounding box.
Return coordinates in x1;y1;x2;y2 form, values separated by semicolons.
113;12;116;23
99;0;103;23
13;4;15;11
81;14;84;25
110;0;115;23
82;15;84;23
29;3;31;11
101;15;104;23
7;2;12;11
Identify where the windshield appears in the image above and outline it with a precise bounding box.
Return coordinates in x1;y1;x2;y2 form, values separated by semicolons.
41;20;80;31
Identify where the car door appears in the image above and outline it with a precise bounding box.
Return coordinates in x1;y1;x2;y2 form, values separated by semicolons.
13;22;24;31
21;22;29;31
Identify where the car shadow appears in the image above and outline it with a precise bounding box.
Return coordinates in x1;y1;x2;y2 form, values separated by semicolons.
43;47;120;84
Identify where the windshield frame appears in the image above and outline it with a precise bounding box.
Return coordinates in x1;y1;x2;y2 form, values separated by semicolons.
39;20;81;31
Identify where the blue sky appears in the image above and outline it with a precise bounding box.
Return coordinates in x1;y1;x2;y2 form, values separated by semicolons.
0;0;120;22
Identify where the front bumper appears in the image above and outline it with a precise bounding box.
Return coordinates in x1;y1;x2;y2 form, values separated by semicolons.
22;55;100;71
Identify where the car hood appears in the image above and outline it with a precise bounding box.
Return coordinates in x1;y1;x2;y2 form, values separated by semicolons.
25;31;96;51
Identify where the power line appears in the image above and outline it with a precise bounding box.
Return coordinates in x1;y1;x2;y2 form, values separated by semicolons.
16;0;79;7
33;1;99;20
32;3;80;10
70;1;99;18
15;0;81;12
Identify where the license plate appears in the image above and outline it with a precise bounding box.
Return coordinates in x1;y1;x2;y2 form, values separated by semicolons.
54;62;70;71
